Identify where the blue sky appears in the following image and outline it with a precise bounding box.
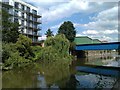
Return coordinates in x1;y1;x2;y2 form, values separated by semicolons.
23;0;119;42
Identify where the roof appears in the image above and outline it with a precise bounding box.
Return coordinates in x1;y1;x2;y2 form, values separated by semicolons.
74;36;102;45
93;39;102;44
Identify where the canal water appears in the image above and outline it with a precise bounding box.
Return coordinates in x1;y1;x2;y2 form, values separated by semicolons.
2;55;120;89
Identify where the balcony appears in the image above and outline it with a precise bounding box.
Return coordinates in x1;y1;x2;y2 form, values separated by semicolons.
33;18;42;24
2;2;13;8
25;11;41;18
32;10;37;15
23;32;40;37
25;25;40;31
33;14;42;18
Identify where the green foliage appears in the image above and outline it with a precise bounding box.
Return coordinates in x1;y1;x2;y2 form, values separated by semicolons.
32;46;43;61
37;46;58;62
5;52;30;68
16;34;34;59
36;34;72;64
2;34;72;70
2;42;16;63
45;28;54;37
2;9;20;43
70;41;76;50
44;34;70;56
58;21;76;42
2;35;35;69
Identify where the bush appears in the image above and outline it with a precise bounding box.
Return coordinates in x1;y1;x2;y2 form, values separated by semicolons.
36;34;72;63
32;46;43;61
44;34;70;56
5;52;30;68
2;42;16;63
16;34;34;59
2;35;35;69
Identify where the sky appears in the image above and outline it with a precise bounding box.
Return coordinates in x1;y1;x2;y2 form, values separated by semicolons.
23;0;119;42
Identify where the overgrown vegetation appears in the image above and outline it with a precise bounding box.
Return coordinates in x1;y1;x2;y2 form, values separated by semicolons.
2;34;72;70
35;34;72;64
2;35;33;69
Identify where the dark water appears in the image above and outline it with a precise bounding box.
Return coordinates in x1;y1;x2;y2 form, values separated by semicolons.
2;55;120;89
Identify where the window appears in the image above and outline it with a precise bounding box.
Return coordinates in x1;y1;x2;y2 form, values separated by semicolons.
22;13;24;18
15;2;19;9
21;5;24;11
14;10;18;16
21;20;24;26
32;9;37;14
27;7;30;12
33;31;37;35
33;24;37;28
33;17;37;22
14;18;18;23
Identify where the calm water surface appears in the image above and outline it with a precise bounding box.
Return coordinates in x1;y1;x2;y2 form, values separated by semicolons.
2;55;120;89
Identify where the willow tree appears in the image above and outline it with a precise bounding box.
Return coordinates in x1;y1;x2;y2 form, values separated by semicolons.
36;34;72;63
44;34;70;56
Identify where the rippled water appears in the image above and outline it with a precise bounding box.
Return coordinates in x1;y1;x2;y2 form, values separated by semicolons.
2;55;120;89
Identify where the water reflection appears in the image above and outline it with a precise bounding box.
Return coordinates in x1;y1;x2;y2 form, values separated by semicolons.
2;55;120;89
65;74;79;89
75;73;116;88
2;59;71;88
76;56;120;67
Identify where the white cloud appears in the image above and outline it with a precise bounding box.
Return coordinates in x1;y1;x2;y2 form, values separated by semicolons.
82;29;118;35
23;0;117;23
82;30;99;35
100;36;113;41
75;5;118;42
50;22;63;29
102;30;118;34
42;0;89;22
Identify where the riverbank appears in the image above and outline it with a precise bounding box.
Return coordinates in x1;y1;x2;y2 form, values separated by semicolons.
2;34;73;70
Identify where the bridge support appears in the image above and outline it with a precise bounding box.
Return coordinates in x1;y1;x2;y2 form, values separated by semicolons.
118;50;120;55
75;50;86;58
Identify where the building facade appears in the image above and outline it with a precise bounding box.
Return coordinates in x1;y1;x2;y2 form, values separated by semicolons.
2;0;41;42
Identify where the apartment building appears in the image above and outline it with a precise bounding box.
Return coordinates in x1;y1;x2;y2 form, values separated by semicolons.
2;0;41;42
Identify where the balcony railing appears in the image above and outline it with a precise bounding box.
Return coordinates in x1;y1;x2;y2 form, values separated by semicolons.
23;32;40;37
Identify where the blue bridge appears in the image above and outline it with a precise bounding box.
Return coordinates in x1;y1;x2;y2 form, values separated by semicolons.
75;42;120;50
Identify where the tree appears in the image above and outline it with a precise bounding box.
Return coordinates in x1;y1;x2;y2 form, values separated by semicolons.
45;28;54;37
16;34;34;59
36;34;72;63
2;9;20;43
58;21;76;42
44;34;70;56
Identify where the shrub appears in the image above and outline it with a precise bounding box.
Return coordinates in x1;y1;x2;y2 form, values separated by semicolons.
5;52;30;68
44;34;70;56
16;34;34;59
32;46;43;61
2;42;16;63
36;34;72;63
